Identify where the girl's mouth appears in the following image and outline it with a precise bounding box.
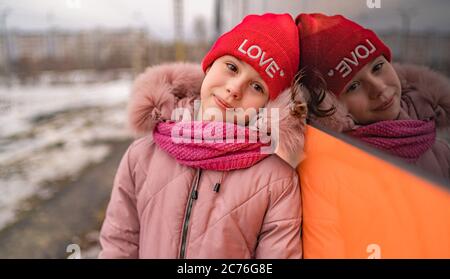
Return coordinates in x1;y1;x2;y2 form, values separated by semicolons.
214;95;233;110
374;96;395;111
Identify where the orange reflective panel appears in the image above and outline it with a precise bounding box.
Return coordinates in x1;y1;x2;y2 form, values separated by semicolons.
298;125;450;258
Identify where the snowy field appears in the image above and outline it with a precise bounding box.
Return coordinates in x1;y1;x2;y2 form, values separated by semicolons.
0;75;133;230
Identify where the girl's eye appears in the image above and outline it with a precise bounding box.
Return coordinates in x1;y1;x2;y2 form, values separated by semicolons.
251;82;265;94
372;62;384;73
345;81;360;93
226;62;238;73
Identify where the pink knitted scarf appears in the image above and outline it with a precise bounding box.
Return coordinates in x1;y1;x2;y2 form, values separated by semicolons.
348;119;436;162
153;121;271;171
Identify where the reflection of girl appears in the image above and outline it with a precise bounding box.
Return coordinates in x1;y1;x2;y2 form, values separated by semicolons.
99;13;307;258
296;13;450;179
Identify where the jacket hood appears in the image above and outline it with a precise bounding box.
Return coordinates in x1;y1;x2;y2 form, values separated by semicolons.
394;63;450;105
128;62;307;168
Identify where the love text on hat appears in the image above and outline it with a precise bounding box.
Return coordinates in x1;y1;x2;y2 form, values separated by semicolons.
331;39;377;78
238;39;284;79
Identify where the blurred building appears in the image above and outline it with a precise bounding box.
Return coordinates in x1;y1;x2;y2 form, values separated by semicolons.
0;28;151;78
0;27;214;83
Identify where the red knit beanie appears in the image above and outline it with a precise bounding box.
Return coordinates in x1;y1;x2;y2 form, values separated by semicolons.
202;13;300;100
296;13;391;96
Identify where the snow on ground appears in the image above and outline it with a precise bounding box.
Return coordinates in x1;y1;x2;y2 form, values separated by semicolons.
0;78;130;138
0;77;133;230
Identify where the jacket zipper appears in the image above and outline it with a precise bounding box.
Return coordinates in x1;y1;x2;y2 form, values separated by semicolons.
179;168;201;259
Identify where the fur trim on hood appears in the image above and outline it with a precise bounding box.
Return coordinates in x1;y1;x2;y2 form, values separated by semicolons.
306;63;450;131
395;63;450;100
128;62;307;168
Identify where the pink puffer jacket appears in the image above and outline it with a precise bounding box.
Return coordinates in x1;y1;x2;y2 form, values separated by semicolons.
99;63;307;258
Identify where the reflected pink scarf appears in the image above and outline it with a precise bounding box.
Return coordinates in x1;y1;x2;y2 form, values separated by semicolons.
348;119;436;162
153;121;271;171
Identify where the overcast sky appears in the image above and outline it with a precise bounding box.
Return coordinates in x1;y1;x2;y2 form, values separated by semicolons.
1;0;449;41
0;0;212;40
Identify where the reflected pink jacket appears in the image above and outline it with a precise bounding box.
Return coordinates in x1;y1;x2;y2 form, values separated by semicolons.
99;63;307;258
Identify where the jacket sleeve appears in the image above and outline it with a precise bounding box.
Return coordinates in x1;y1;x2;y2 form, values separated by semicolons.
255;172;302;259
397;64;450;128
98;144;140;258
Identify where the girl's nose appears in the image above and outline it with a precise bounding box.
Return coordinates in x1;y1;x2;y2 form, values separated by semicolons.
368;76;387;99
226;78;244;99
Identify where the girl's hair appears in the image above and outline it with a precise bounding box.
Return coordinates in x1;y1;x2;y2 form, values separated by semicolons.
289;72;308;119
300;67;336;118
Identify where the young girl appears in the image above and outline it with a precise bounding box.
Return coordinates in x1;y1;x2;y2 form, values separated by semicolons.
99;13;307;258
296;13;450;179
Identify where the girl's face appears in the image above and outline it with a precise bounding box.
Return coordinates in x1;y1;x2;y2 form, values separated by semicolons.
338;55;402;125
200;55;269;125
